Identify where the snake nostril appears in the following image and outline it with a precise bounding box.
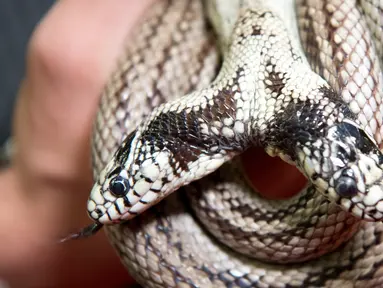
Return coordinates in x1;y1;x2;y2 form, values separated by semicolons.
95;208;103;217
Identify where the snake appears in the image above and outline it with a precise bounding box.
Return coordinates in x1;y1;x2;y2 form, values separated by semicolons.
57;0;383;287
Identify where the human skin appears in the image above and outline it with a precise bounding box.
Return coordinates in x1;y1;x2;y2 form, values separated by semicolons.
0;1;156;287
0;0;304;287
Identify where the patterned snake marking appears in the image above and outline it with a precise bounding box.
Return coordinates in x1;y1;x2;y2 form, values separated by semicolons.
61;0;383;287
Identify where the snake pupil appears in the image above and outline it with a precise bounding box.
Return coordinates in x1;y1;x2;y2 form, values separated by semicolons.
335;176;358;198
109;176;129;197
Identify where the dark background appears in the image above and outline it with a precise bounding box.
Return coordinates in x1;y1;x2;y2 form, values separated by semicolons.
0;0;54;144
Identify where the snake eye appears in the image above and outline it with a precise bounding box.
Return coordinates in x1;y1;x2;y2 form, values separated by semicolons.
109;176;130;197
335;176;358;198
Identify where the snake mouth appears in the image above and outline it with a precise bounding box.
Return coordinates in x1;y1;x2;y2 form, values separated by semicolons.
241;147;308;199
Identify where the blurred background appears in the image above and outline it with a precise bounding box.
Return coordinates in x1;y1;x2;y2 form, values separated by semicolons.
1;4;57;285
0;0;54;144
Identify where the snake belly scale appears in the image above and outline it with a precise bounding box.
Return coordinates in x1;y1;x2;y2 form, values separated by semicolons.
71;0;383;287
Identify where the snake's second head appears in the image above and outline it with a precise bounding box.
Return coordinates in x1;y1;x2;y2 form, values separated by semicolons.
86;160;139;225
87;134;168;224
298;119;383;221
86;130;203;224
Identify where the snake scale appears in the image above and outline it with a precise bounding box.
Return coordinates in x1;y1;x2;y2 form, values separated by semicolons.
60;0;383;287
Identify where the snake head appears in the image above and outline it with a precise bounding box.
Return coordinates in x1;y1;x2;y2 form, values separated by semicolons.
86;130;186;224
87;131;159;224
87;160;131;224
299;119;383;221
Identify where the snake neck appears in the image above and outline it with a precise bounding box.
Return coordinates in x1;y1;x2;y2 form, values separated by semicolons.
260;90;354;161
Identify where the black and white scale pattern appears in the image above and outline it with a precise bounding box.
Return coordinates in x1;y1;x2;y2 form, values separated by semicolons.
88;1;383;224
82;0;383;287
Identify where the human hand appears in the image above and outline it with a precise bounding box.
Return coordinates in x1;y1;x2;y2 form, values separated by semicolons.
0;0;155;287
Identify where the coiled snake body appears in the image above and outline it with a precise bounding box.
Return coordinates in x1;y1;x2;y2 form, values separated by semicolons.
72;0;383;287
